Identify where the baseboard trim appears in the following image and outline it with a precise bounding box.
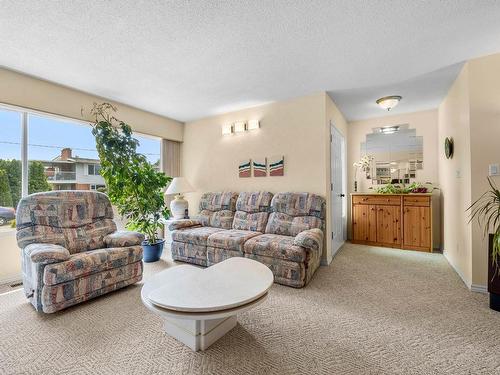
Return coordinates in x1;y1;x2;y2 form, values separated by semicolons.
0;273;22;285
471;283;488;294
443;251;471;289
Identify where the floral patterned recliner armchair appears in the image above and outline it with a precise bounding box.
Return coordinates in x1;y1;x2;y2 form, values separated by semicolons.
16;191;144;313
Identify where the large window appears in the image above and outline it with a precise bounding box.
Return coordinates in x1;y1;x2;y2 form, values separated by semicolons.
0;109;21;232
0;104;162;232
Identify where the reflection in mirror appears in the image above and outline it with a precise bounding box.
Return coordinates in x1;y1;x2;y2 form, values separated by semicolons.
360;124;423;185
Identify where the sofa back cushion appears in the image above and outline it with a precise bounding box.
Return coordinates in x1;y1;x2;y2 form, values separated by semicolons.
265;192;326;236
16;191;116;253
232;191;273;232
197;192;238;229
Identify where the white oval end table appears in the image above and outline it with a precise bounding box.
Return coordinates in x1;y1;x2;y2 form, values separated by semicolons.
141;257;274;351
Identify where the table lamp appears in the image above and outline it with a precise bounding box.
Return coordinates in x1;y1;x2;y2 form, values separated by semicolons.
165;177;195;219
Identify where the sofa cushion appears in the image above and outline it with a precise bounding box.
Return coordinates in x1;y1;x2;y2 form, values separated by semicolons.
265;213;322;237
270;192;326;219
207;229;262;252
235;191;273;213
293;228;323;251
16;190;114;230
171;242;208;266
199;192;238;211
24;243;70;264
243;233;307;262
104;231;145;247
41;261;143;307
232;211;269;232
172;226;226;245
43;246;143;285
198;210;235;229
17;219;117;254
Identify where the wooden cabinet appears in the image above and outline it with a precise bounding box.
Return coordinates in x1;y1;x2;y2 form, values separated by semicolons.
352;204;376;242
376;205;401;246
403;205;431;251
352;194;432;252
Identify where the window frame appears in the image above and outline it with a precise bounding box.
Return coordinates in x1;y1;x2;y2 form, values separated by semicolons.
0;102;163;201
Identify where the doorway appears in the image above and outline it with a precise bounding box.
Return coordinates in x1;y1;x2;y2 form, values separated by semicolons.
330;122;347;258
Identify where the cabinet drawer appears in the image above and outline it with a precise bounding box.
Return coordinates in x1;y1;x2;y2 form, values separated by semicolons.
353;195;401;206
403;196;430;207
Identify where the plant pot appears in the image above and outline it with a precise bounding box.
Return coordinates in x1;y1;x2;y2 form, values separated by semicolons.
142;239;165;263
488;234;500;312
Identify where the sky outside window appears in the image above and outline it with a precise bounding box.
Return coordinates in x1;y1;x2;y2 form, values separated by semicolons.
0;111;160;163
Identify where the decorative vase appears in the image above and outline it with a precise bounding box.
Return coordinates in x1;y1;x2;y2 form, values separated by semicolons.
488;234;500;312
170;194;188;219
142;239;165;263
354;181;358;193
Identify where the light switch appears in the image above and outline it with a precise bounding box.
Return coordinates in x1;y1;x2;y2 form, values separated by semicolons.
456;169;461;178
489;164;500;176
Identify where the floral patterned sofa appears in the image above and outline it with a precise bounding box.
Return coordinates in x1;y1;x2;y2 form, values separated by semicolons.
16;191;145;313
169;191;325;288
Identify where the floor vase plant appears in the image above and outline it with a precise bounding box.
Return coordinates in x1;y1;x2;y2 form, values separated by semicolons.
468;177;500;311
90;103;172;262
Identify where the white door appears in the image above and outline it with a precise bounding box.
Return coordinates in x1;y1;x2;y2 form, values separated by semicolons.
330;123;346;257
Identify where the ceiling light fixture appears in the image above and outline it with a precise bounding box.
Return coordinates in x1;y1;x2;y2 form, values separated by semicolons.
379;125;400;134
376;95;402;111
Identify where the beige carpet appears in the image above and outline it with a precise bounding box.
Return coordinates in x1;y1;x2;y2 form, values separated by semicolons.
1;244;500;375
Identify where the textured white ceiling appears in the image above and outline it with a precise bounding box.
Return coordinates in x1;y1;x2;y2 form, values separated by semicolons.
1;1;500;122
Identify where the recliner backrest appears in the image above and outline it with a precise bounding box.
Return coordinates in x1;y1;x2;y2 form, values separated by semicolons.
232;191;273;232
16;190;117;253
265;192;326;236
197;192;238;229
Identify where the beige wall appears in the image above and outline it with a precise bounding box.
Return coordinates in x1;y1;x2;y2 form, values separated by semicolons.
347;109;441;248
182;92;348;263
0;233;21;283
437;53;500;289
468;54;500;286
438;65;473;286
0;68;184;141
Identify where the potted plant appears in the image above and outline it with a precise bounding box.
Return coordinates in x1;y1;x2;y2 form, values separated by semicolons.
468;177;500;311
90;103;172;262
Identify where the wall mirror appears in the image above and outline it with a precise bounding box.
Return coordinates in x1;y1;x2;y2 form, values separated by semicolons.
360;124;423;184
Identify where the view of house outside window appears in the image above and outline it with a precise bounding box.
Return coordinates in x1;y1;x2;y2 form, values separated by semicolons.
0;107;161;234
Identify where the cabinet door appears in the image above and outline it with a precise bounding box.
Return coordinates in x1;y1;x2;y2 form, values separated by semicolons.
403;206;431;249
376;205;401;245
352;204;376;242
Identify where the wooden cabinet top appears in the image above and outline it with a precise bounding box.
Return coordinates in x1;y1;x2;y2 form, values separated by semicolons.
350;193;433;196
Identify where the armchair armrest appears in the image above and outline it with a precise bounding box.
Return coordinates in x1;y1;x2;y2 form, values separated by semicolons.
24;243;70;264
168;219;202;231
293;228;324;251
104;231;145;248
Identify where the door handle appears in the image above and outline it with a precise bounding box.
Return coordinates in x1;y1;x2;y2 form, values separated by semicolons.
339;194;345;197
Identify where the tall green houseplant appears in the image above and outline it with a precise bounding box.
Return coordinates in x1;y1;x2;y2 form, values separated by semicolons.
90;103;171;245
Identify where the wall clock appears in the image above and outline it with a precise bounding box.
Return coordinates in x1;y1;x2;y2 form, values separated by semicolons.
445;137;454;159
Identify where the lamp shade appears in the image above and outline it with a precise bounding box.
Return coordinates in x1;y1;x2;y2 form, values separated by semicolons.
165;177;195;195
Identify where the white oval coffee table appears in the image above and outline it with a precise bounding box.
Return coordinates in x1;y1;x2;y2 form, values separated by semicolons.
141;257;274;351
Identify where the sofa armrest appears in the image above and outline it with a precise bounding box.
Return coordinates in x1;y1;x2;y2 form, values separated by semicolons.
24;243;71;264
168;219;202;231
293;228;324;251
104;231;145;248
